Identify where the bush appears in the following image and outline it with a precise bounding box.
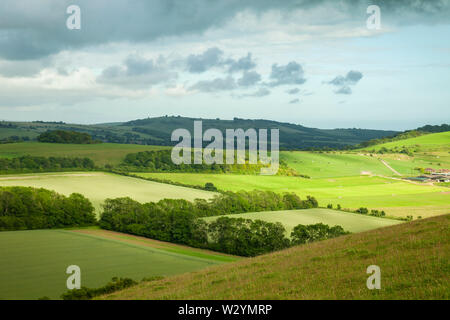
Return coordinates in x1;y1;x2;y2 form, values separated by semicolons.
204;182;218;191
291;223;349;245
61;277;137;300
355;207;369;214
208;217;290;257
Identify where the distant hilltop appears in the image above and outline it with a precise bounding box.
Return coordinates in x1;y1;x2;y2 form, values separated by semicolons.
0;116;400;150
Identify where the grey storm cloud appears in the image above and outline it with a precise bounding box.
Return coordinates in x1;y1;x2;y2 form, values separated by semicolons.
226;53;256;73
327;70;363;94
186;48;257;74
286;88;300;95
237;71;261;87
0;0;449;61
328;71;363;86
336;86;352;95
268;61;306;87
186;47;224;73
97;54;177;88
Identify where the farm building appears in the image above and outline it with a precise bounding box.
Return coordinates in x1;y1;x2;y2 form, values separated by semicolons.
405;175;450;183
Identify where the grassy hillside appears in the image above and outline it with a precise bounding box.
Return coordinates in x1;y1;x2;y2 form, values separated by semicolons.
0;172;216;213
135;173;449;218
360;131;450;152
357;131;450;175
0;142;168;166
0;228;236;299
99;214;450;300
203;208;401;235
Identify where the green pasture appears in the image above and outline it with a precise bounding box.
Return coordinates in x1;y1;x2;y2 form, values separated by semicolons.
203;208;401;235
0;172;216;213
280;151;392;178
0;229;226;299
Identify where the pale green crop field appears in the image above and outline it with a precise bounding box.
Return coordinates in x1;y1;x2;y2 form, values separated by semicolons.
203;208;402;235
0;172;216;213
0;229;226;299
136;172;450;218
0;142;169;166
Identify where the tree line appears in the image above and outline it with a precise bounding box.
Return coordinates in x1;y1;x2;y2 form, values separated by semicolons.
120;149;298;175
0;155;95;173
98;191;349;257
0;186;96;231
37;130;101;144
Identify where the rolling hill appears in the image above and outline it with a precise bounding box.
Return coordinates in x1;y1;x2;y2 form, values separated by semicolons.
0;116;397;150
99;214;450;300
359;131;450;152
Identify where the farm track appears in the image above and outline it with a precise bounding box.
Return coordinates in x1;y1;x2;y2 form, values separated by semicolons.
379;159;402;176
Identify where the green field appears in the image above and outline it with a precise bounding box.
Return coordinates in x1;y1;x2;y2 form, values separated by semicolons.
0;229;235;299
0;142;169;166
0;172;216;213
99;214;450;300
203;208;401;235
135;172;449;218
280;151;393;178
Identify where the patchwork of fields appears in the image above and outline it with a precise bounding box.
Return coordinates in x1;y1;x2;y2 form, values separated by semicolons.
0;131;448;300
0;172;216;213
0;228;235;299
136;172;450;218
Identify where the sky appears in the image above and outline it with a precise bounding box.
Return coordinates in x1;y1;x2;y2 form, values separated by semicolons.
0;0;449;130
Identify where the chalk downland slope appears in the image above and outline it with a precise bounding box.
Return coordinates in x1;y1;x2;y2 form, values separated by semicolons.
99;214;450;300
359;131;450;152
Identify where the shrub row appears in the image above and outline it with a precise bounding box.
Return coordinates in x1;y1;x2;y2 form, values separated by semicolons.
0;155;95;173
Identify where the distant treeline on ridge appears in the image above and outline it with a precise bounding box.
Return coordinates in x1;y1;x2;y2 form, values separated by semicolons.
37;130;101;144
0;156;95;173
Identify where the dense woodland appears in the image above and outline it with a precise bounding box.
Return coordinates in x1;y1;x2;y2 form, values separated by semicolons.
98;191;337;257
0;186;96;231
37;130;101;144
0;156;95;173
